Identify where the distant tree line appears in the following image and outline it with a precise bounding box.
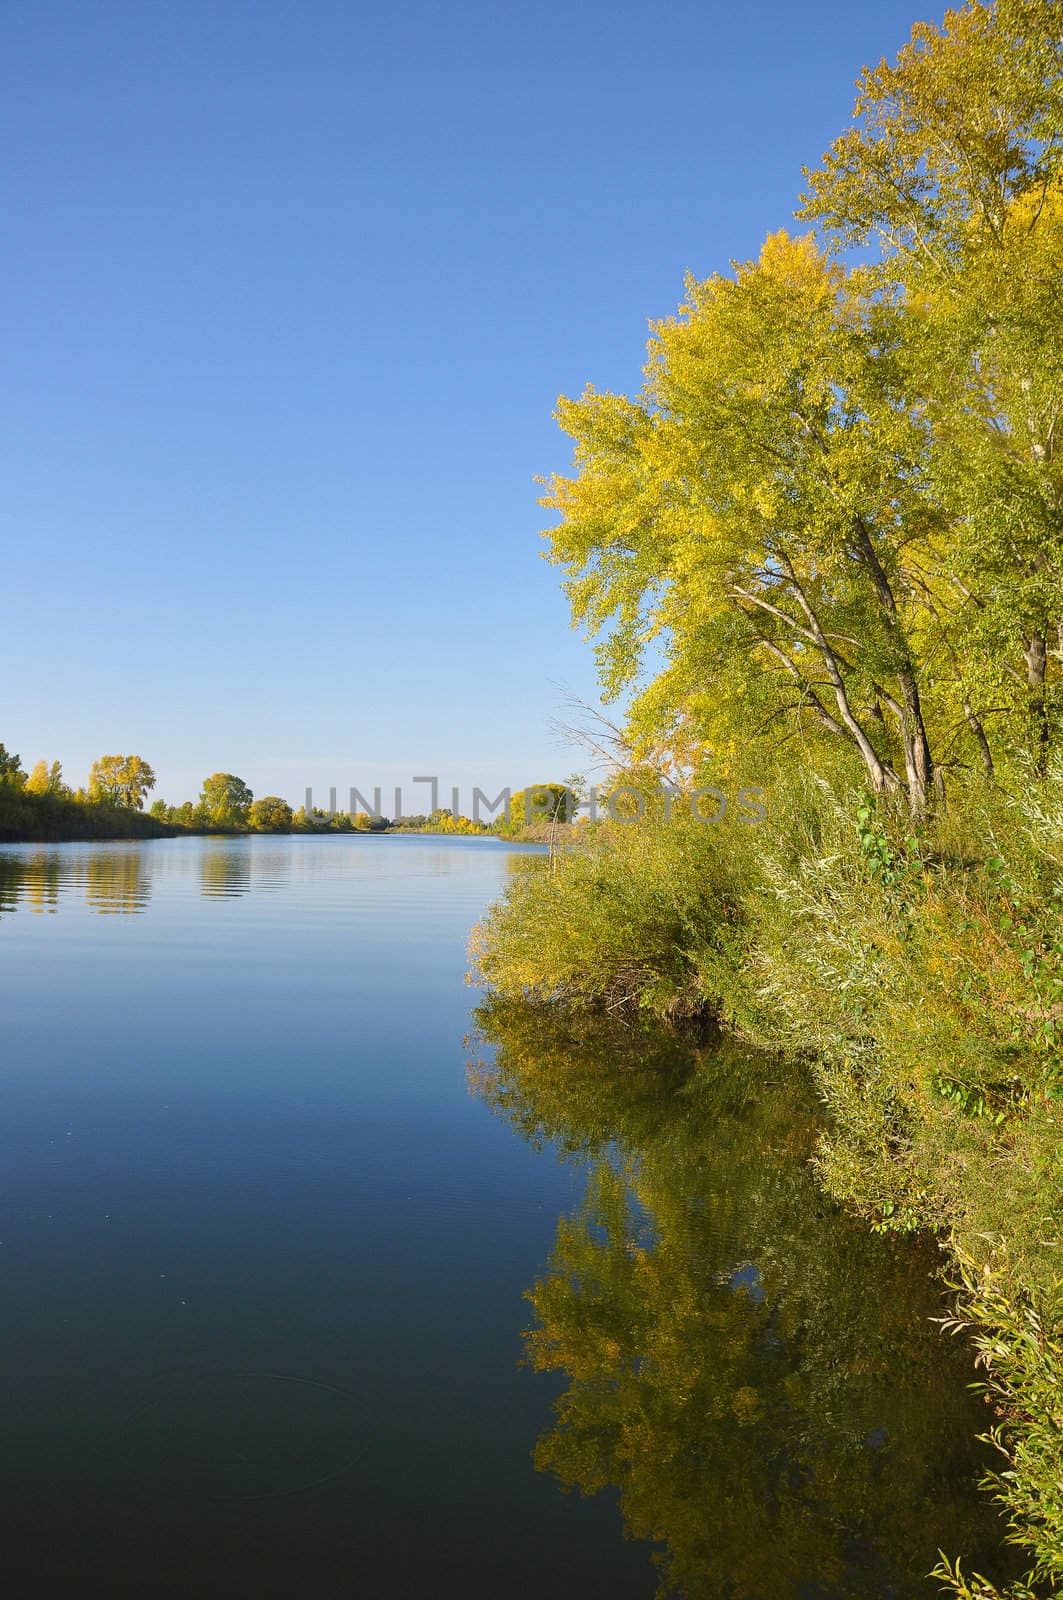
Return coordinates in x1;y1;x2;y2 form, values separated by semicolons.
1;741;572;843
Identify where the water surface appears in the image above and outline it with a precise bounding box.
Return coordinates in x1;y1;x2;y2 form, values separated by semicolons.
0;837;1008;1596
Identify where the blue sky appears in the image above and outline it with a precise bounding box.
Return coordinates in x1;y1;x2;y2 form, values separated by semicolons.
2;0;927;808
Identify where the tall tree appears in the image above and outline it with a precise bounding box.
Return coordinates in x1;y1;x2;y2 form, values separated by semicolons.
543;2;1062;804
25;759;66;797
88;754;156;809
200;772;253;826
799;0;1063;769
543;233;947;814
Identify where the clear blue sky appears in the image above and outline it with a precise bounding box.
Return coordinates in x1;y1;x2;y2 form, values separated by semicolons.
2;0;928;808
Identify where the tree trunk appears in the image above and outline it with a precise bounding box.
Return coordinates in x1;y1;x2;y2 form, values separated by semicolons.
1024;631;1049;774
850;517;935;818
749;570;902;798
900;714;933;818
963;697;995;783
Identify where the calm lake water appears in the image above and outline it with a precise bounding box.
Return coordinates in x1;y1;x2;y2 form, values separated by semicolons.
0;836;1010;1597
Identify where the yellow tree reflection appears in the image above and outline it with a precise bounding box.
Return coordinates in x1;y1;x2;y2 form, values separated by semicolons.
471;1002;1016;1600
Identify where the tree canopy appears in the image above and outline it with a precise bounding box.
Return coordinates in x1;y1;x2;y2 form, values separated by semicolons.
25;760;66;797
88;754;157;810
249;794;293;831
200;772;253;826
543;0;1062;813
0;744;26;786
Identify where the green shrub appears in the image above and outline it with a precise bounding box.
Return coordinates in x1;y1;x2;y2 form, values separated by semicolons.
934;1247;1063;1600
471;799;753;1021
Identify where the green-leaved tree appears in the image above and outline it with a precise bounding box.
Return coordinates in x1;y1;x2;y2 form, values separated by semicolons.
200;772;253;827
249;795;293;831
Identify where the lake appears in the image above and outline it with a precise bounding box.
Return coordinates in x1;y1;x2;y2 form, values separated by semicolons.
0;836;1010;1597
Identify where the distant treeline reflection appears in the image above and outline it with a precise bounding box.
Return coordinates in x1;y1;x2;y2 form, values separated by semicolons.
0;841;299;916
0;848;151;915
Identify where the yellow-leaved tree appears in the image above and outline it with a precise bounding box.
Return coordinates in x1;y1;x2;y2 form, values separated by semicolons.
544;231;950;815
88;754;157;810
799;0;1063;770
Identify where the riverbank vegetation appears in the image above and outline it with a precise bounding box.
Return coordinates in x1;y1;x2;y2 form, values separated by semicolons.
473;4;1063;1593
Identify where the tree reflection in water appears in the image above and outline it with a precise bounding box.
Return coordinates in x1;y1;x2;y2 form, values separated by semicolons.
0;847;150;915
470;1001;1016;1600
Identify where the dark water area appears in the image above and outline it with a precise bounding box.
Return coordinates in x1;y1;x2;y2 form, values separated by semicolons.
0;838;1011;1596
